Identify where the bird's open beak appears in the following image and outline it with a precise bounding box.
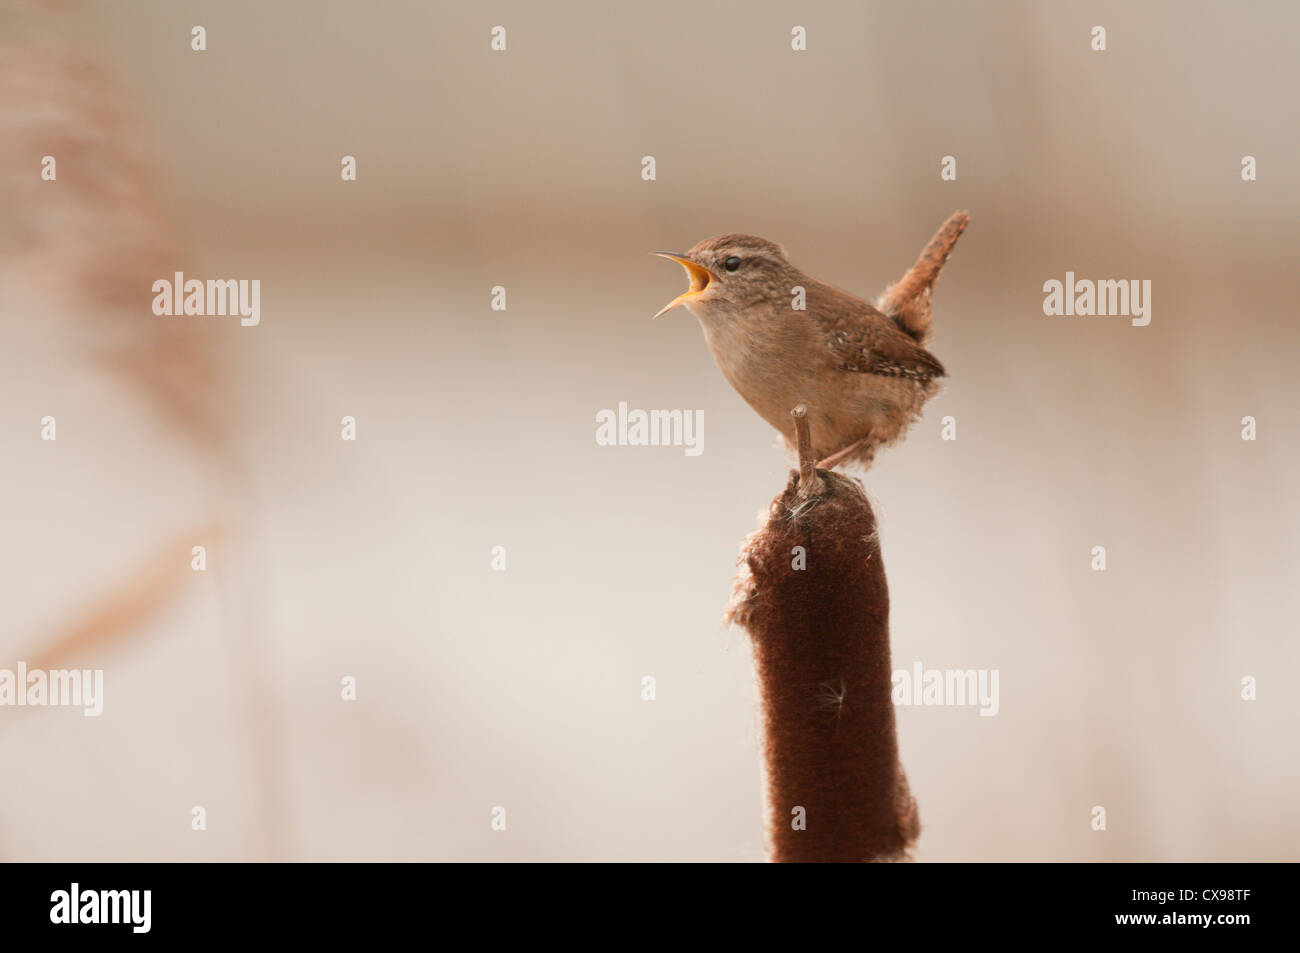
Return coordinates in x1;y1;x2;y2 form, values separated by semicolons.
653;252;716;318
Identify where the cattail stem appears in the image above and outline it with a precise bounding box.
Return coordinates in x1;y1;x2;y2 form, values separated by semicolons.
791;405;816;491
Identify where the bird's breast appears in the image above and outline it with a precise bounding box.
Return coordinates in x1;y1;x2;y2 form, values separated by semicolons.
698;312;826;436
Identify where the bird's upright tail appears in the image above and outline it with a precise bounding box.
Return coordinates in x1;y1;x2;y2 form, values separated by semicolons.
876;210;969;347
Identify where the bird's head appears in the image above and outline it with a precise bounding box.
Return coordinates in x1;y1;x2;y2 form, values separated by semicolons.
653;234;794;319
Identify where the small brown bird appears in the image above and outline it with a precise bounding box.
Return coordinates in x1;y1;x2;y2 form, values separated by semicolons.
654;211;968;470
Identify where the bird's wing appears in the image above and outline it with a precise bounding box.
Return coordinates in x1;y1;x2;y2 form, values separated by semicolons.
819;296;947;382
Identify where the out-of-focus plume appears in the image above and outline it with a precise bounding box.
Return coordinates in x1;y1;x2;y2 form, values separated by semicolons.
0;1;286;858
0;0;227;452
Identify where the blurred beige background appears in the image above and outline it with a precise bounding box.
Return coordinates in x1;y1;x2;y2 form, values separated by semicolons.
1;0;1296;860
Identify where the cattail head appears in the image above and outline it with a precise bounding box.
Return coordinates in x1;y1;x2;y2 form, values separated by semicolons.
727;416;918;862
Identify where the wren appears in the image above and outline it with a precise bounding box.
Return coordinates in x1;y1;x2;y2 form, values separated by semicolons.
654;211;968;470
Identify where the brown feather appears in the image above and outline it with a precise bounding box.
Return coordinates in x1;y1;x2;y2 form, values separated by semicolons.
812;281;947;380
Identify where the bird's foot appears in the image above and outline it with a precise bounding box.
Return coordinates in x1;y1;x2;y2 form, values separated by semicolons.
817;436;872;471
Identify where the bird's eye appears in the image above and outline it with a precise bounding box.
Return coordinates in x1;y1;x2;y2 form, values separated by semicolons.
724;256;741;272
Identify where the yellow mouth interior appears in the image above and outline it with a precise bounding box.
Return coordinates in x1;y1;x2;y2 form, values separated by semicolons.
654;253;713;318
